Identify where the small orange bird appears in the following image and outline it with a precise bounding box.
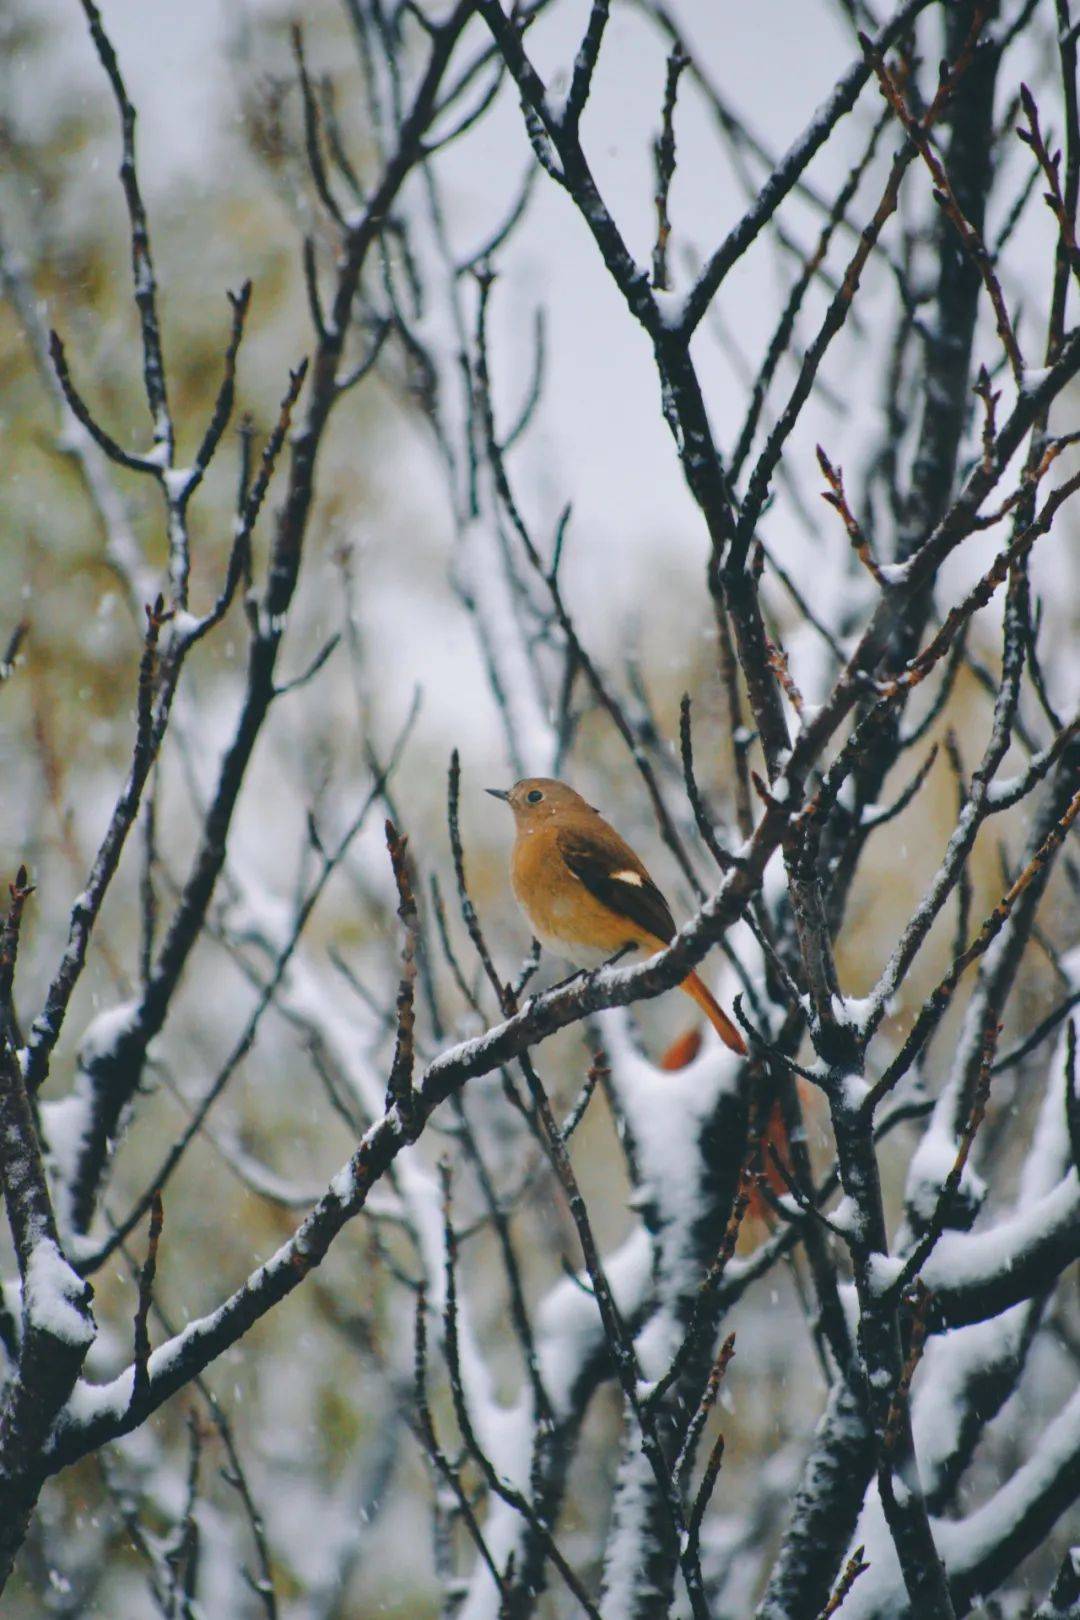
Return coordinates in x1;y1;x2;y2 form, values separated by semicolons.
487;778;746;1056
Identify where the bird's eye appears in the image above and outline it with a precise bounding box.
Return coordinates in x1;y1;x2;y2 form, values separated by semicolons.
527;789;543;804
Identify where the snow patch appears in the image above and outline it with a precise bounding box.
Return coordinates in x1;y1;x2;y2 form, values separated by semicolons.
163;466;194;501
24;1238;94;1347
535;1227;651;1419
837;1071;870;1109
77;999;139;1069
905;1115;986;1225
652;287;688;330
1019;364;1053;393
829;1195;859;1236
864;1252;904;1297
922;1171;1078;1293
329;1162;357;1204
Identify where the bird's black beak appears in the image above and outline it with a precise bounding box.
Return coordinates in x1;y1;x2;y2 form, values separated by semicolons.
485;787;510;802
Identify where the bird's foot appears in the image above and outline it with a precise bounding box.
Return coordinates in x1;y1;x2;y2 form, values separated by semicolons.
582;944;636;986
548;965;589;994
549;945;635;996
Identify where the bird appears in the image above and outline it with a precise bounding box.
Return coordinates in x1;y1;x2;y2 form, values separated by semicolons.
487;777;747;1056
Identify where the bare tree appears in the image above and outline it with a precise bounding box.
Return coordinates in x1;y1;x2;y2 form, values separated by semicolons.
1;0;1079;1616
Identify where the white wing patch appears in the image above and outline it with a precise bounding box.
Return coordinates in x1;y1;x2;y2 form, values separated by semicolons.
610;870;644;885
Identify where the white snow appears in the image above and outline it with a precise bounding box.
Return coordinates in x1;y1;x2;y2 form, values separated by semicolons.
599;1423;656;1614
40;999;141;1239
162;466;194;500
534;1228;651;1420
329;1162;357;1204
76;999;139;1068
1018;1014;1075;1206
40;1092;93;1183
828;1195;859;1236
837;1070;870;1108
904;1112;985;1226
1019;365;1053;393
41;1088;98;1246
24;1237;94;1347
170;609;202;641
61;1364;136;1433
921;1170;1079;1293
604;1006;738;1297
864;1252;904;1297
913;1307;1030;1497
934;1384;1080;1574
652;287;689;330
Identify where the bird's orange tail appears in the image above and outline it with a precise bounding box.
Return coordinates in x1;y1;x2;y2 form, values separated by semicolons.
680;971;747;1056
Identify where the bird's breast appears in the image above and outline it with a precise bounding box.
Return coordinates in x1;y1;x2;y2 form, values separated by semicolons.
510;827;648;970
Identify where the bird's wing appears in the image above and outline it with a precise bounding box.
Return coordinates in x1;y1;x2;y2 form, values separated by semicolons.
557;827;676;944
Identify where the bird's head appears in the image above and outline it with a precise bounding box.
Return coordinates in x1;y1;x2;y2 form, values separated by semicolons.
485;777;598;826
